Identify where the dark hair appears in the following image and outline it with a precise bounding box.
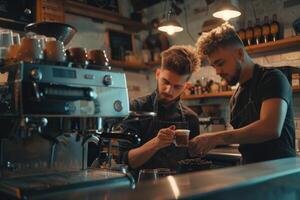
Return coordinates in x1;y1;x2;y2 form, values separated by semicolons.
160;45;200;76
196;23;244;58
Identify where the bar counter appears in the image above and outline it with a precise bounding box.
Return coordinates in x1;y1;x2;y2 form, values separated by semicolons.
37;157;300;200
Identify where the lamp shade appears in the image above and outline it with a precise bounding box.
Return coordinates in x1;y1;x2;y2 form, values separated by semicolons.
158;19;183;35
212;1;241;21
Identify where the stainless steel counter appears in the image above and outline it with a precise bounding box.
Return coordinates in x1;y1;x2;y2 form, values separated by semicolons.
36;157;300;200
208;145;241;157
205;145;242;167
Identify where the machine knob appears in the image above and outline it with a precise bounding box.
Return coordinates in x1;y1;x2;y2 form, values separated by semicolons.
103;75;112;86
86;88;97;99
24;8;32;15
113;100;123;112
40;118;48;127
30;68;42;81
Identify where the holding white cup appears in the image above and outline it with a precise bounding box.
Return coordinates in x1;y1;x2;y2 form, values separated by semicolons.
174;129;190;147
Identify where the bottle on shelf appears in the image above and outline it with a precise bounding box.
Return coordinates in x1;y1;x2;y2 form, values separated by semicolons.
237;28;246;46
270;14;280;41
262;16;271;43
195;80;202;95
253;18;262;45
245;20;254;46
200;77;208;94
189;85;195;95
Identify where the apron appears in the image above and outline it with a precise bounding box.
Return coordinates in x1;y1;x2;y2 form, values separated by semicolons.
230;84;259;128
230;65;263;128
230;65;261;163
140;93;189;171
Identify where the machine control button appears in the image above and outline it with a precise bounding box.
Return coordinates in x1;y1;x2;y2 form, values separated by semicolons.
84;74;95;80
85;88;97;99
103;75;112;86
65;102;76;113
30;68;42;81
113;100;123;112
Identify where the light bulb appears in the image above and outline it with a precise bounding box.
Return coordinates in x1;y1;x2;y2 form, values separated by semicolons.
167;30;175;35
158;19;183;35
213;9;241;21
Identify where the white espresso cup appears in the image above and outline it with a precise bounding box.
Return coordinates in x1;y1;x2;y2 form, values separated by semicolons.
174;129;190;147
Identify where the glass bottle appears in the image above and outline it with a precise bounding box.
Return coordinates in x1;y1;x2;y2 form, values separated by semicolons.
270;14;280;41
238;28;246;46
253;18;262;45
245;20;254;46
262;16;271;43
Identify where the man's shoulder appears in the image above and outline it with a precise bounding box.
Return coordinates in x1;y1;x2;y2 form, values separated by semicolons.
181;104;198;119
130;93;154;111
255;66;292;103
258;66;288;82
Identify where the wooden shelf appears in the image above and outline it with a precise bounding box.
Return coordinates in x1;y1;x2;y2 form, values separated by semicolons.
293;86;300;93
245;36;300;55
146;61;161;66
64;0;150;32
181;91;234;100
110;60;157;70
182;86;300;100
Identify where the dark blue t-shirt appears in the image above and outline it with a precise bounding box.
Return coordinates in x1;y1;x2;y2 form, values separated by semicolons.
230;65;296;163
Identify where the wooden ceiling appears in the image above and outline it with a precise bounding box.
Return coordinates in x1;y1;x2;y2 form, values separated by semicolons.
130;0;163;11
130;0;215;11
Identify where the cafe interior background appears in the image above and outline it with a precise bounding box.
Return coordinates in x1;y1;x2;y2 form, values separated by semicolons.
63;0;300;137
0;0;300;199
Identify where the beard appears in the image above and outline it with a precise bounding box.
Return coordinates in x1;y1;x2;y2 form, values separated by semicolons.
226;60;242;86
157;92;174;103
156;86;182;105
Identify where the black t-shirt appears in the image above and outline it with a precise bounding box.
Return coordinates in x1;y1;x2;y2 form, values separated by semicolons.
230;65;296;163
118;91;199;174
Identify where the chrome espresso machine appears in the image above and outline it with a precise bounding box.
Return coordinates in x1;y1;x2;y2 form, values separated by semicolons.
0;23;139;199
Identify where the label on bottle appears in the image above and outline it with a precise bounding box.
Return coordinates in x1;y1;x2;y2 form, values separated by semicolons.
271;23;279;34
262;26;270;35
254;27;262;38
238;30;246;40
246;29;253;38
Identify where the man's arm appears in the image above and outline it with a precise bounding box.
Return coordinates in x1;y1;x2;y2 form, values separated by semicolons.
220;98;287;143
128;126;175;168
190;98;288;156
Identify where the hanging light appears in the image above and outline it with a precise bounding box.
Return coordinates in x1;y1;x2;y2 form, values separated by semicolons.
158;19;183;35
212;1;241;21
158;0;183;35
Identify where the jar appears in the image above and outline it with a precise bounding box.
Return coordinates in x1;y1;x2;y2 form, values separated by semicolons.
292;73;300;87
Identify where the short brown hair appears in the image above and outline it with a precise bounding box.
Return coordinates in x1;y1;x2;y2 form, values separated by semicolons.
196;23;243;58
161;45;200;76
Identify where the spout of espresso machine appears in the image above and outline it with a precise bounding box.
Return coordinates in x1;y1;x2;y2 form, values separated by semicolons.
98;131;141;146
82;134;100;145
24;117;48;134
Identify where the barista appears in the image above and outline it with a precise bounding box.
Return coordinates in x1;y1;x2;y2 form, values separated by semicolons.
190;23;296;164
119;45;200;175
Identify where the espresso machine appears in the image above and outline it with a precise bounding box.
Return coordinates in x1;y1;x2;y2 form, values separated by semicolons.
0;22;139;199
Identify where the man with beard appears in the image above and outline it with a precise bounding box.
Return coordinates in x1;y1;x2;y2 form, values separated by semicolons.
190;23;295;164
119;45;200;176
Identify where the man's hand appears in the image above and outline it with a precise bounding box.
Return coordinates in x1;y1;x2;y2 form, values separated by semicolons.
189;133;221;157
154;125;176;150
127;125;176;169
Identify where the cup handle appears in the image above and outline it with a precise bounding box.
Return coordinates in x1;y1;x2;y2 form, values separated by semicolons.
173;135;177;146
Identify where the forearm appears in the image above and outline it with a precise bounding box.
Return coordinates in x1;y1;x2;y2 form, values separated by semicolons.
216;119;281;145
128;138;159;169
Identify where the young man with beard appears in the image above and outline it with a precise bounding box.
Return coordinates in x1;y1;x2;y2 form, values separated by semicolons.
190;23;296;164
119;45;200;175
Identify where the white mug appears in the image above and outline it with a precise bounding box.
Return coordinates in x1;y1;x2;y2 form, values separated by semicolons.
174;129;190;147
